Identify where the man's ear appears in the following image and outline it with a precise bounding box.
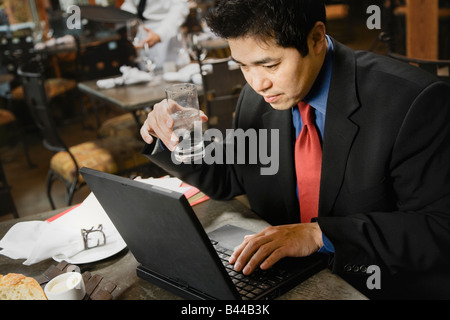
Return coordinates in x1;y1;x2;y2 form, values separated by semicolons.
309;21;327;55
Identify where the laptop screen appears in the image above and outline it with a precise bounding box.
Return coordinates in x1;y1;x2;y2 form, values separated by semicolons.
80;167;238;299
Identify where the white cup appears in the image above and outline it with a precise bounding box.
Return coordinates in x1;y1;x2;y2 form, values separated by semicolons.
44;272;86;300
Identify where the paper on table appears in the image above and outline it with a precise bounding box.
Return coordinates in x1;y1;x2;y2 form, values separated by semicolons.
136;176;209;206
136;176;190;192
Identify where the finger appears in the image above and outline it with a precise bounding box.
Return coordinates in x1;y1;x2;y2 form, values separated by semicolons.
143;113;170;148
228;234;254;264
259;247;285;270
199;110;209;123
148;101;179;150
228;241;246;265
147;36;159;47
157;110;179;150
233;236;270;273
140;121;154;144
149;113;176;151
241;242;275;275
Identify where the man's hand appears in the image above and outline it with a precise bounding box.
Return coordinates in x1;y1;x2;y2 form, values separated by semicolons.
228;223;324;275
140;99;208;149
134;26;161;48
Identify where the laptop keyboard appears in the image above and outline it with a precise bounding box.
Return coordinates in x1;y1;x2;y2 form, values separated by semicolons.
211;240;293;300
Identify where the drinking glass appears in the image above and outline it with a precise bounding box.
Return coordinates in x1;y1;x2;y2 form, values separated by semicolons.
165;83;205;163
186;33;207;62
127;19;156;72
126;18;142;46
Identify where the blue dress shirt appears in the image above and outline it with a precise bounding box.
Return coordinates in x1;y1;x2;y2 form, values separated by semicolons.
292;35;335;253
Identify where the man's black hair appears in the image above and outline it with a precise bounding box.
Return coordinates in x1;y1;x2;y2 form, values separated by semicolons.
206;0;326;57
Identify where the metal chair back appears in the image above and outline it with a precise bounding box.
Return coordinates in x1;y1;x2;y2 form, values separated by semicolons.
388;52;450;85
18;63;71;155
201;58;247;133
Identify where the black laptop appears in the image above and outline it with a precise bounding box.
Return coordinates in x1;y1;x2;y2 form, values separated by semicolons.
80;167;327;300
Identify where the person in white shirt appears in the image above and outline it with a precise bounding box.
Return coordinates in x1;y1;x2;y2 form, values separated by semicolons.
121;0;190;69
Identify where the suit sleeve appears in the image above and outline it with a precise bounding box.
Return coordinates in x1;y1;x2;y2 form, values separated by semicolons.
317;81;450;278
142;88;249;200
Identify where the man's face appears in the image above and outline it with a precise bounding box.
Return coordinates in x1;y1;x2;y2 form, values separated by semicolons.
228;25;327;110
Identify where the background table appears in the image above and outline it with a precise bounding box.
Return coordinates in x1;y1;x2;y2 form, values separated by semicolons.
78;77;203;113
0;197;367;300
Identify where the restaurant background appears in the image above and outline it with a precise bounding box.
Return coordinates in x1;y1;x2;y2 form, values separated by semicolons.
1;0;449;222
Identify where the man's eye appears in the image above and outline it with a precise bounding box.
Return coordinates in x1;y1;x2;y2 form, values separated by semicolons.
264;64;279;70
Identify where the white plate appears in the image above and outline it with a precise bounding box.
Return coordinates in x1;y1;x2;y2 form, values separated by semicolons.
50;193;128;264
52;237;127;264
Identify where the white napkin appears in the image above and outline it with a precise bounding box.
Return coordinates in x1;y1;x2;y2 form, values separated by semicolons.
0;193;123;265
34;35;75;50
0;221;84;265
96;66;153;89
162;61;239;85
163;63;202;83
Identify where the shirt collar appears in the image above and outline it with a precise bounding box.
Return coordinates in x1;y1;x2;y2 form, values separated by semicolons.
302;35;334;115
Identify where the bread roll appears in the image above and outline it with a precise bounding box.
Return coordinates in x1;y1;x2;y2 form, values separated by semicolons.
0;273;47;300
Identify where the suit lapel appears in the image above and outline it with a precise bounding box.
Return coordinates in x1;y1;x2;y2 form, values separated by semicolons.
257;40;360;221
319;40;360;217
262;108;300;223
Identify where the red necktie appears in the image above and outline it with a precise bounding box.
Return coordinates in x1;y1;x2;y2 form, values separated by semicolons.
294;102;322;223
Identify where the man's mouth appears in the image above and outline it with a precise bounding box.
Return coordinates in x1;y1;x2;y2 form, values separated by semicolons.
263;94;281;103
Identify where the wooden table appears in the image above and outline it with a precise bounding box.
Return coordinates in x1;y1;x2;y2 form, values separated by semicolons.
78;77;169;112
0;197;366;302
78;77;203;113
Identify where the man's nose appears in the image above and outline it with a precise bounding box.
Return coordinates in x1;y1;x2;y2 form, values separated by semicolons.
246;69;272;93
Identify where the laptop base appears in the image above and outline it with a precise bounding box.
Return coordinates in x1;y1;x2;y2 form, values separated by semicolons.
136;265;217;300
136;224;328;300
80;167;328;300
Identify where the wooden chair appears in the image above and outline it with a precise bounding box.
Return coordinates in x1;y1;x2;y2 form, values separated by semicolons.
0;51;34;168
0;107;34;168
0;34;78;106
79;37;136;81
78;36;140;135
1;34;78;150
97;110;148;140
200;58;247;134
17;62;150;209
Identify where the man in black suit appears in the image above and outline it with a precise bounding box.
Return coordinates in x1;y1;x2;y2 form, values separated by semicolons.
140;0;450;299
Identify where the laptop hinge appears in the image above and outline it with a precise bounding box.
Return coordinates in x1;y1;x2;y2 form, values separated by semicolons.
136;265;219;300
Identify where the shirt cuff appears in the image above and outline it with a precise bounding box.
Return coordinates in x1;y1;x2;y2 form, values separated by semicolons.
318;233;335;253
158;139;167;151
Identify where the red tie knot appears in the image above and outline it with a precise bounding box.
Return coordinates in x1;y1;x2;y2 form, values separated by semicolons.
298;101;314;125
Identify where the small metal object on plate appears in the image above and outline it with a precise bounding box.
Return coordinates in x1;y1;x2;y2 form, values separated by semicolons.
81;224;106;250
66;264;81;273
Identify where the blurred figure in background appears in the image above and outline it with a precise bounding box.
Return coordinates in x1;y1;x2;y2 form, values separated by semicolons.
121;0;190;69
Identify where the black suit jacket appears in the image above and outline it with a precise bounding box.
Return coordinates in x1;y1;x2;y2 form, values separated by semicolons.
145;39;450;299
